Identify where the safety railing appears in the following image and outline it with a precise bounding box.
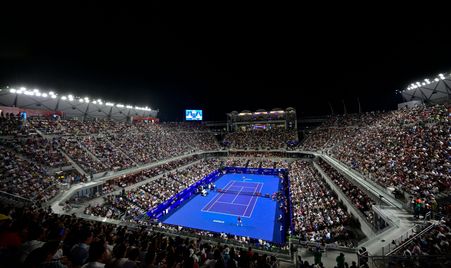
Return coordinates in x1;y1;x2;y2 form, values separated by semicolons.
380;222;432;256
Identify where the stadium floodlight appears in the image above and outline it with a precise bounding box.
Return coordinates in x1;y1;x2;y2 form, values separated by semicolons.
9;88;16;93
33;88;39;92
51;95;57;99
135;106;151;111
20;87;26;91
116;104;124;108
35;92;42;97
92;100;97;104
106;102;114;106
126;105;133;109
61;96;67;100
42;93;48;98
79;99;84;103
435;78;440;82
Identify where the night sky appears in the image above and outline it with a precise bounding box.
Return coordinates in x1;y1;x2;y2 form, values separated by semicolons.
1;2;450;121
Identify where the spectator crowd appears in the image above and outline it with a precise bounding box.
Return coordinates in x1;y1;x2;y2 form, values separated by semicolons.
0;205;281;268
289;160;361;247
84;159;221;222
1;103;450;266
0;115;220;202
301;105;450;202
316;159;376;225
224;129;298;150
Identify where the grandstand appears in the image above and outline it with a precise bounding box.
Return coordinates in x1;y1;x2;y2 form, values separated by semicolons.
0;81;450;268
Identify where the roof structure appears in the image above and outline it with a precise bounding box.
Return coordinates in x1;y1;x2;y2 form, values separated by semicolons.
400;72;451;104
0;87;158;121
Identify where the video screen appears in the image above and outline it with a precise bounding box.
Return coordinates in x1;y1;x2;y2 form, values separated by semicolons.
185;110;203;121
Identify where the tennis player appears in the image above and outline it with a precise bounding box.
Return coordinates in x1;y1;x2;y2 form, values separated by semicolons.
237;216;243;226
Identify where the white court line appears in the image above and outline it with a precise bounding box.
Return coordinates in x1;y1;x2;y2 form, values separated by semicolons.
243;182;263;217
201;180;235;212
248;182;263;216
201;208;252;218
231;186;244;203
201;181;233;212
202;180;263;218
242;182;259;216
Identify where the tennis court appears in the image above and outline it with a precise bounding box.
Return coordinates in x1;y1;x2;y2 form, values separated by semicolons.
201;180;263;218
161;172;284;243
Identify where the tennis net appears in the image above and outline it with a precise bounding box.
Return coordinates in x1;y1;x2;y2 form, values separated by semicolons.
213;188;271;198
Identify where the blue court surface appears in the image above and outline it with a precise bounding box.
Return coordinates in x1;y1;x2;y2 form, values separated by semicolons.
162;173;284;243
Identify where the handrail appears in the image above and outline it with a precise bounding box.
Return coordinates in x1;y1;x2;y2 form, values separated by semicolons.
0;190;35;204
293;240;358;253
387;222;436;255
313;161;377;236
321;155;404;209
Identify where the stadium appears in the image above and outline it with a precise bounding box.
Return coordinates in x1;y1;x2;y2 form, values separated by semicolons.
0;4;451;268
0;72;450;267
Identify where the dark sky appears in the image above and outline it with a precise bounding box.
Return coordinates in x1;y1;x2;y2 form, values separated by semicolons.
1;2;450;121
